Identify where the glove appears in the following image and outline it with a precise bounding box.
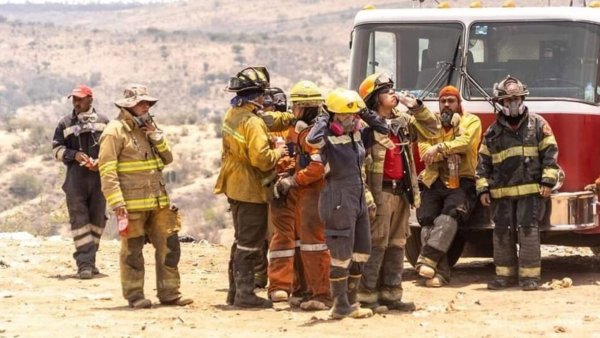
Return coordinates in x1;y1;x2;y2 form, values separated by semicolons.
273;176;297;199
316;107;330;121
450;113;461;128
397;91;418;109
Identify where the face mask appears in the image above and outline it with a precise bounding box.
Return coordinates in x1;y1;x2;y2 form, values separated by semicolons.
501;100;525;117
440;108;455;128
340;117;356;132
133;112;151;127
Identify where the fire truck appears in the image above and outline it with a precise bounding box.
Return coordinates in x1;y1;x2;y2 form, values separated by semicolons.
348;5;600;266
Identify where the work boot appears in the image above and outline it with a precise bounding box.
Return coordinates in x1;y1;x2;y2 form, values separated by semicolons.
328;279;353;320
300;299;329;311
226;245;236;305
233;251;272;309
379;286;416;312
425;274;447;288
487;276;518;290
347;274;362;306
357;285;379;308
78;267;93;280
417;265;436;279
160;297;194;306
92;266;100;275
129;298;152;309
269;290;289;303
520;278;539;291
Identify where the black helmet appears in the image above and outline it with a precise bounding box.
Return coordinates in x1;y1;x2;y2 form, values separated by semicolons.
226;66;270;94
493;75;529;102
264;87;287;112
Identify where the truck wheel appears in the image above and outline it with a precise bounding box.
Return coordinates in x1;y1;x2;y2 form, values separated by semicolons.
405;227;466;268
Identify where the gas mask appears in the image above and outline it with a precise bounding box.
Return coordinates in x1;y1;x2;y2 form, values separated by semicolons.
501;99;525;117
329;116;357;136
77;111;97;124
133;112;152;127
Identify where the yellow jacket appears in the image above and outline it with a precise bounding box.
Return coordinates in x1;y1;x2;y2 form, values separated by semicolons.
214;103;282;203
418;109;482;188
98;109;173;212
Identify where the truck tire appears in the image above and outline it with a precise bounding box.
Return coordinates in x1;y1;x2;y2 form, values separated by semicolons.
405;227;466;268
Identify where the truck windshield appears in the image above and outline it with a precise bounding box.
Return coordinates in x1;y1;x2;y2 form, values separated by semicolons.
465;21;600;103
349;23;463;99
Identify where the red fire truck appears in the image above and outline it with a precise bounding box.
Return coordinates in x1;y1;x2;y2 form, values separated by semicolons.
348;5;600;266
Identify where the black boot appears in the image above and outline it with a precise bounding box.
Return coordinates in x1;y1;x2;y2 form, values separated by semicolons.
520;278;539;291
233;250;272;308
487;276;518;290
329;278;353;319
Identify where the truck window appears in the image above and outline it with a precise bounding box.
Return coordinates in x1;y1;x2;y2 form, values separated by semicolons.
465;21;600;103
349;23;463;99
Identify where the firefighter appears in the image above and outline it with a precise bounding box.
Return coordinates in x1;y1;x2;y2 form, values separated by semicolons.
98;84;193;309
269;80;332;311
477;76;559;291
214;66;288;308
415;85;482;287
356;73;439;311
306;88;388;319
52;85;109;279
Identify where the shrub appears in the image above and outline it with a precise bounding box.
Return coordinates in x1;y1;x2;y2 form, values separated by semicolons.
9;173;43;200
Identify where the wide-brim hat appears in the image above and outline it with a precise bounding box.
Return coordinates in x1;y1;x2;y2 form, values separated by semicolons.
114;84;158;108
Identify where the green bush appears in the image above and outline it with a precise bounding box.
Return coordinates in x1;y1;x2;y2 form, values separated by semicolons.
9;173;43;200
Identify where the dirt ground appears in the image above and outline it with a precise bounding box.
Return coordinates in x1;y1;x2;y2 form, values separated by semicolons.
1;234;600;338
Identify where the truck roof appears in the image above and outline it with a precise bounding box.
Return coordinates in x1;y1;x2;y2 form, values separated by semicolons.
354;7;600;26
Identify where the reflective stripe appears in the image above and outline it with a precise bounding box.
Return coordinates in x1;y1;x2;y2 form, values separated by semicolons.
106;191;125;207
236;243;261;252
542;167;559;180
496;265;517;277
268;249;295;259
538;135;557;151
90;224;104;236
53;146;66;161
479;143;491;156
300;243;328;251
222;124;246;144
352;253;370;263
71;224;91;237
519;266;541;278
329;276;348;282
295;240;301;247
154;139;169;152
490;183;540;199
74;234;94;248
117;158;164;173
63;123;106;138
327;134;352;145
331;258;351;268
310;154;322;162
369;161;384;174
125;195;170;212
99;160;118;177
417;255;437;269
491;146;538;165
476;177;489;191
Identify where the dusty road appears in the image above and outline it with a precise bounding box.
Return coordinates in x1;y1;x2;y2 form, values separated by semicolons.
1;233;600;338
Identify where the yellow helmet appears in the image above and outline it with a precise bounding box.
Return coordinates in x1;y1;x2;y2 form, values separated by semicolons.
358;73;394;103
289;80;324;105
326;88;365;114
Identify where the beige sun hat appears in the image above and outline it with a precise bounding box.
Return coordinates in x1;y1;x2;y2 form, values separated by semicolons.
114;84;158;108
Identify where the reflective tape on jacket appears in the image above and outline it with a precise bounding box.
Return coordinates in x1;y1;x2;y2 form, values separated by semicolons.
490;183;540;199
106;191;125;207
542;167;559;180
538;135;557;151
476;177;489;192
222;123;246;144
117;158;164;173
99;160;118;177
491;146;538;165
153;138;170;152
125;195;170;212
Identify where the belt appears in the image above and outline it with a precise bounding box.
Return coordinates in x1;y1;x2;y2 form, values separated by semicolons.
382;179;405;191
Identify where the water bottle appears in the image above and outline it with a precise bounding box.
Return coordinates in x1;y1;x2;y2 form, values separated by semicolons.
117;213;129;236
447;154;461;189
584;82;594;102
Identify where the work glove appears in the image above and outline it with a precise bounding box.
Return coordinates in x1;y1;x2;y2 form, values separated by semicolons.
365;190;377;223
397;91;418;109
273;176;297;199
